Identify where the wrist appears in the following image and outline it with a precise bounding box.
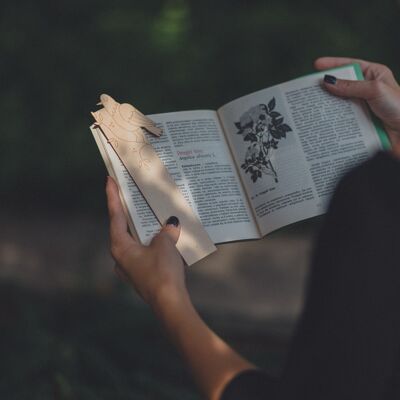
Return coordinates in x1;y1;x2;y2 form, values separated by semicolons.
151;286;197;344
150;284;191;316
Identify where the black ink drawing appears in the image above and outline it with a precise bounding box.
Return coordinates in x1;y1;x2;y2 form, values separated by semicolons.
235;98;292;183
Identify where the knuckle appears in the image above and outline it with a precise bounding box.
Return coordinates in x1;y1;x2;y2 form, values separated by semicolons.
150;233;161;245
108;210;117;223
371;80;385;95
151;231;174;248
377;63;392;75
151;233;167;247
111;242;138;264
110;243;122;260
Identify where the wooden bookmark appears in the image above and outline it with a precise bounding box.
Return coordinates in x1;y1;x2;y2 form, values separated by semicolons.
92;94;216;266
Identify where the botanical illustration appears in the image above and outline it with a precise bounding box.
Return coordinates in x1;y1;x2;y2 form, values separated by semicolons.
235;98;292;183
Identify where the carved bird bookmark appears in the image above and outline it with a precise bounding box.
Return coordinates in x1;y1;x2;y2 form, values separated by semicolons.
93;94;162;138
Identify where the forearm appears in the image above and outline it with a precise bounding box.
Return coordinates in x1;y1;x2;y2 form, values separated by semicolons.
152;288;255;400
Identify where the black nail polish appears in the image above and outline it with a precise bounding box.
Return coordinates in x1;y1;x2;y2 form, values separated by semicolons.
166;216;179;227
324;74;337;85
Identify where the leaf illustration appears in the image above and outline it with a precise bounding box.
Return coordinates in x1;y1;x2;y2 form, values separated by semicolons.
276;126;285;136
281;123;292;132
270;130;281;140
263;141;271;149
268;97;276;112
246;133;258;142
234;122;242;129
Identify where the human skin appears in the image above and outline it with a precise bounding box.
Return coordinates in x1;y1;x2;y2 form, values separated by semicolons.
106;58;400;399
106;176;254;400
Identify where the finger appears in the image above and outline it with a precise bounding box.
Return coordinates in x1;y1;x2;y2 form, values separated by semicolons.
315;57;398;87
314;56;371;72
152;216;181;246
105;176;137;250
322;75;386;101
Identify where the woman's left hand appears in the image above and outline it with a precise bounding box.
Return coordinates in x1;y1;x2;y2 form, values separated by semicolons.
315;57;400;155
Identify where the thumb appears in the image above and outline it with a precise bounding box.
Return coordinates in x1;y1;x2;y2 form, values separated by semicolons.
157;216;181;245
323;74;385;101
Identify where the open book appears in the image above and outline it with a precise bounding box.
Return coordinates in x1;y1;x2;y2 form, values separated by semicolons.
91;64;386;264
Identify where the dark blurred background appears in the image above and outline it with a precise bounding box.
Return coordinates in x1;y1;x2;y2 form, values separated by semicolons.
1;0;399;398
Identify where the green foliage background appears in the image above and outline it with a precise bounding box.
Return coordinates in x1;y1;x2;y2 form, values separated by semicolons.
1;0;399;213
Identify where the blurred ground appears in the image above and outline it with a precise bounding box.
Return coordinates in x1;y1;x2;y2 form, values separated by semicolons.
0;212;318;398
0;212;317;332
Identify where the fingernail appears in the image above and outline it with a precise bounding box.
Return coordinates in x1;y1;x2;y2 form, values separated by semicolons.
324;74;337;85
166;216;179;227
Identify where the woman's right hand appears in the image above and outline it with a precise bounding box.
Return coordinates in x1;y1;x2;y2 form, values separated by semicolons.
105;176;186;308
314;57;400;156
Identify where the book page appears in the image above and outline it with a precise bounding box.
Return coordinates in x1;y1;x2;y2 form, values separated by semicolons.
93;110;259;245
218;65;382;236
91;124;141;241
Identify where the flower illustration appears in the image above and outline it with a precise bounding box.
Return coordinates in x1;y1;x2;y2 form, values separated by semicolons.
235;98;292;183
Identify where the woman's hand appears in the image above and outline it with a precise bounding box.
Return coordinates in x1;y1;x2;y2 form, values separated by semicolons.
105;176;186;307
315;57;400;155
105;176;255;400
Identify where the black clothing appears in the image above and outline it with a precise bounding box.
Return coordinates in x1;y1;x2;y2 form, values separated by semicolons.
221;152;400;399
